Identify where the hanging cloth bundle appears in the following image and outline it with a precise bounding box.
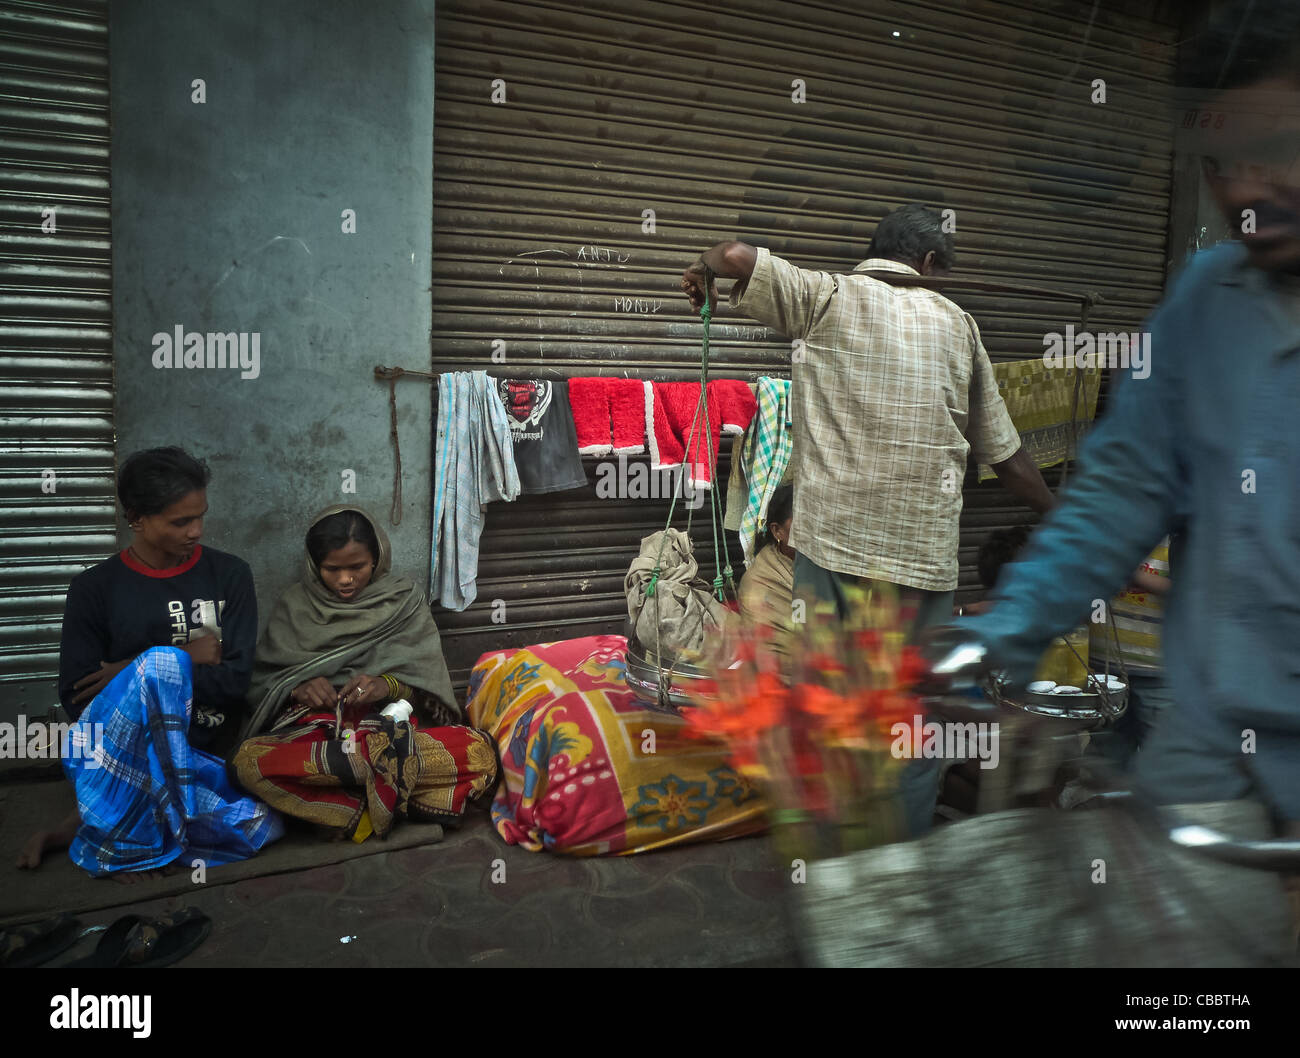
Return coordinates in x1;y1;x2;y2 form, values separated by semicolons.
624;274;737;701
625;527;730;659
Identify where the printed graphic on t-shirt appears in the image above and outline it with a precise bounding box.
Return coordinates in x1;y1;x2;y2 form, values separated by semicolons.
500;379;553;442
167;597;226;645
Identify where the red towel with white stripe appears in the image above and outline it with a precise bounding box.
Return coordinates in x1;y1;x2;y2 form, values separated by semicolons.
645;379;757;488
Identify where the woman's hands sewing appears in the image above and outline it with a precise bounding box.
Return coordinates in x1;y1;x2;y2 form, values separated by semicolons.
290;674;387;709
290;676;339;710
337;674;386;708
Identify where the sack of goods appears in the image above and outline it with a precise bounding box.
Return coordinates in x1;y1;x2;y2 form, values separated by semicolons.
623;529;733;710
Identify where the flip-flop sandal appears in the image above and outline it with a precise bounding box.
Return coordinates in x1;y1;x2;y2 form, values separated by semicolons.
66;908;212;968
0;913;83;968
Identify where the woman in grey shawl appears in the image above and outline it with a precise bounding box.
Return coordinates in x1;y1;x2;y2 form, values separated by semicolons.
232;506;496;839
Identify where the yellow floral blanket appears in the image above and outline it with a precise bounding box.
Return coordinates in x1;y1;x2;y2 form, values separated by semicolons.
466;635;767;855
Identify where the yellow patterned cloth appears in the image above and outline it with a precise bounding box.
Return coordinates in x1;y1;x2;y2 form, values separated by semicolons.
976;357;1101;480
1089;539;1169;676
466;635;767;855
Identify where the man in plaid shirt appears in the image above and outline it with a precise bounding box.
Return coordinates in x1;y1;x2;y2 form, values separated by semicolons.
681;205;1056;835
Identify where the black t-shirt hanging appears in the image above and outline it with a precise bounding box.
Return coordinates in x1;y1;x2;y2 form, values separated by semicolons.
497;378;587;495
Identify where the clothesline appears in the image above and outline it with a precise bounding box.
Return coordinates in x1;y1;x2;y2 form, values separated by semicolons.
376;366;759;527
373;366;761;383
375;277;1101;524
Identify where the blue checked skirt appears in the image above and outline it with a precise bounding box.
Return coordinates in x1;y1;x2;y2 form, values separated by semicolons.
63;647;283;875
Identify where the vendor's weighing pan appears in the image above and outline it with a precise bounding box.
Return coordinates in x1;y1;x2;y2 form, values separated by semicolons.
623;621;714;713
1000;684;1128;730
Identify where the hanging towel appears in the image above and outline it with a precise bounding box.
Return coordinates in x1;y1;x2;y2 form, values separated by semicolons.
646;381;693;470
737;376;793;565
645;380;758;489
723;383;760;531
723;432;748;531
568;377;645;456
975;356;1102;480
432;371;521;612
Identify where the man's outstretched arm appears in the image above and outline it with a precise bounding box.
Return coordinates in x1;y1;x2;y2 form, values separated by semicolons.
991;446;1058;515
681;241;758;311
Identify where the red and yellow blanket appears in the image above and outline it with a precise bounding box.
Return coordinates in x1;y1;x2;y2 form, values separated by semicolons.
467;635;767;855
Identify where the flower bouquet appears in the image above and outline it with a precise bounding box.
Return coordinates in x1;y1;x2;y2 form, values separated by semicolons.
680;583;928;861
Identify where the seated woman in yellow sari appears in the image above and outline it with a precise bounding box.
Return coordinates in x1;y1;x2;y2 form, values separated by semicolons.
232;505;497;840
737;485;796;674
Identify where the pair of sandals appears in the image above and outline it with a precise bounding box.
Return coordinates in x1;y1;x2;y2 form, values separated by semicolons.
0;907;211;968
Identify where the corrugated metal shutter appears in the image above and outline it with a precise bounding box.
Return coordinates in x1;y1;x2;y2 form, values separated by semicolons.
431;0;1179;683
0;0;114;722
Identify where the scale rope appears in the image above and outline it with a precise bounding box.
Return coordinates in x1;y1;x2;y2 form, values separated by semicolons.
643;270;735;708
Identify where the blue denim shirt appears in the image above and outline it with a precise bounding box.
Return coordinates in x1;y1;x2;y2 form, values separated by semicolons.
966;241;1300;815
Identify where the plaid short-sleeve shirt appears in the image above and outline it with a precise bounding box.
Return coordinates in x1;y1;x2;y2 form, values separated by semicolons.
731;248;1021;592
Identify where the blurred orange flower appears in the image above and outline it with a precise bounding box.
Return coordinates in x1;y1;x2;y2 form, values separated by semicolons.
679;581;928;823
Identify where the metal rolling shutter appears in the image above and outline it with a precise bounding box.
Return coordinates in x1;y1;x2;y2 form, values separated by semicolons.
0;0;114;722
431;0;1180;681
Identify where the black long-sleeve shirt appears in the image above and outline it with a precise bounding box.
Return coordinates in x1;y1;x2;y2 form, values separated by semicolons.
58;546;257;729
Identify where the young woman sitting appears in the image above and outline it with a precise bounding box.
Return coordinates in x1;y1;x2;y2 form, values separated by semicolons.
232;506;497;840
17;447;283;877
737;484;797;674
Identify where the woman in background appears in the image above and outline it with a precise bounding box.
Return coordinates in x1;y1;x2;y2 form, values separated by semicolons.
737;485;796;675
233;506;496;840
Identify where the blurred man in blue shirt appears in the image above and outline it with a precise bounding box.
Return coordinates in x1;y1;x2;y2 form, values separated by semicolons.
967;2;1300;830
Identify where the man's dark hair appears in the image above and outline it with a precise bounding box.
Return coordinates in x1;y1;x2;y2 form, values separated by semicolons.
761;484;794;551
977;525;1032;590
117;446;210;521
306;510;379;569
1177;0;1300;92
867;203;956;271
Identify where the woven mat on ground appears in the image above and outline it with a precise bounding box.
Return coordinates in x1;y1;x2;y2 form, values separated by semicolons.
0;778;445;927
977;357;1101;481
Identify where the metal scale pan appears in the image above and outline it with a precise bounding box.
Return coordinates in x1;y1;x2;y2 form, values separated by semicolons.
991;675;1129;732
622;619;717;714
